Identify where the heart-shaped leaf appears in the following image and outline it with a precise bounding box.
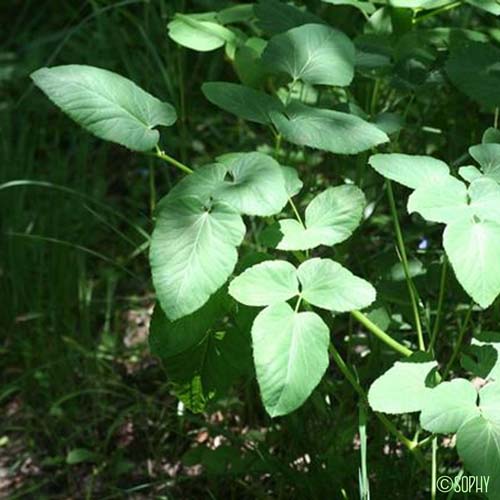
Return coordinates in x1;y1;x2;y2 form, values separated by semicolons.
150;197;245;320
252;302;330;417
262;23;355;86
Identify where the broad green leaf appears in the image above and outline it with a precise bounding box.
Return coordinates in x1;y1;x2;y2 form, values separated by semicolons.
271;102;389;155
472;336;500;381
444;218;500;309
446;42;500;108
168;13;236;52
466;0;500;16
407;176;469;224
375;0;451;7
254;0;324;35
469;177;500;221
323;0;376;14
469;143;500;183
252;302;330;417
229;260;299;306
202;82;284;124
368;361;437;414
369;153;450;189
278;185;366;250
456;383;500;498
31;65;177;152
262;23;355;87
459;165;483;183
483;127;500;144
281;166;303;197
163;163;226;205
149;290;227;358
166;153;288;217
420;379;480;434
233;37;268;88
214;152;289;216
217;4;255;24
150;197;245;320
160;328;252;412
298;258;376;312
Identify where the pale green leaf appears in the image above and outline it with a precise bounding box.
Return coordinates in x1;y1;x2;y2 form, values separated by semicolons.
298;258;376;312
262;23;355;86
281;166;303;197
369;153;450;189
252;302;330;417
229;260;298;306
456;383;500;498
483;127;500;144
168;13;236;52
368;361;437;414
214;152;289;216
407;176;469;224
459;165;483;183
150;197;245;320
469;177;500;221
278;185;366;251
202;82;284;124
469;143;500;183
31;65;176;152
444;218;500;309
420;379;480;434
271;102;389;155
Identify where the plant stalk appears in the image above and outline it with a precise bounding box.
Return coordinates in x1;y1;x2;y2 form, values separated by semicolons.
351;310;413;357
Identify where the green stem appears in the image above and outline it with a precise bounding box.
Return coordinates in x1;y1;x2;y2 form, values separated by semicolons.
329;344;424;465
443;302;474;378
413;1;462;24
288;197;305;228
429;256;448;352
154;147;193;174
386;180;425;351
431;437;438;500
351;310;413;357
494;107;499;129
149;161;156;214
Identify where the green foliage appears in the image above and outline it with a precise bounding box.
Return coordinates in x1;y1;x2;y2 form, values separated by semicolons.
31;65;177;151
23;0;500;497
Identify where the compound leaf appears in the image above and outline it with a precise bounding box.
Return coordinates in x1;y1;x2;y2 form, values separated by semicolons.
252;302;330;417
31;65;177;151
278;185;365;251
